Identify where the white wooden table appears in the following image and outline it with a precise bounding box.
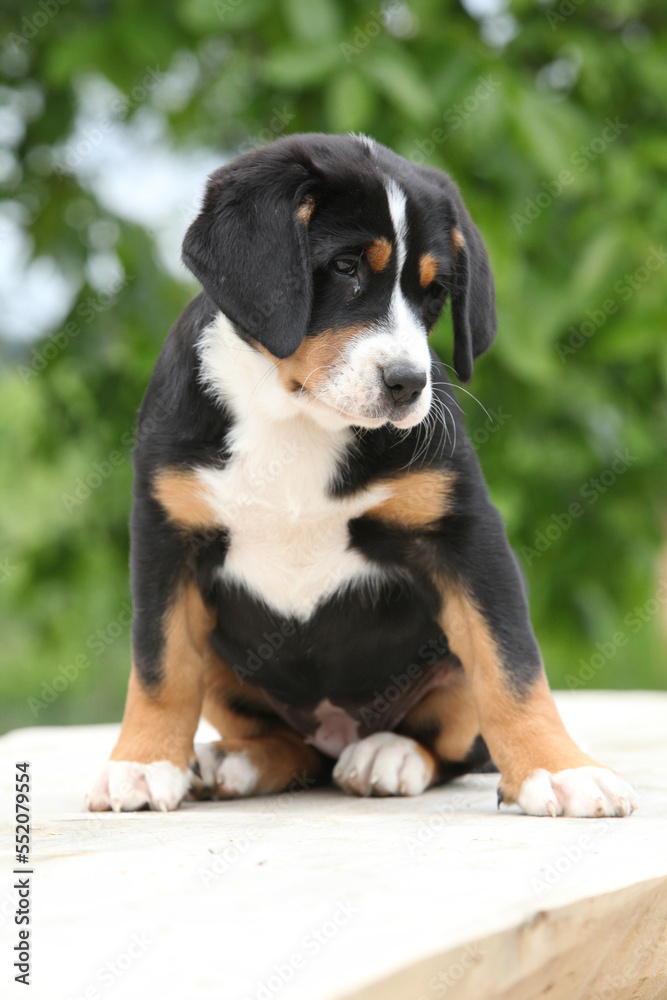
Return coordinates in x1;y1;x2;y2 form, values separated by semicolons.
1;691;666;1000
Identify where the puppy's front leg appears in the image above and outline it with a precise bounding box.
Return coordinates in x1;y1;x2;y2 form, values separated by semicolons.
87;574;212;812
438;506;637;817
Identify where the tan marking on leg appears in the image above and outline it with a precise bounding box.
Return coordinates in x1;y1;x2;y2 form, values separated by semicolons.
111;583;214;768
366;238;392;272
419;252;439;288
401;669;482;763
440;589;596;804
367;470;456;528
201;646;277;740
195;650;324;796
451;227;465;253
153;468;217;530
204;731;324;797
296;195;315;225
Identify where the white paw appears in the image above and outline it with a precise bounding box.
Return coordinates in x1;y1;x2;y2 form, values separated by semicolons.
333;732;432;797
194;743;258;798
517;766;638;818
85;760;189;812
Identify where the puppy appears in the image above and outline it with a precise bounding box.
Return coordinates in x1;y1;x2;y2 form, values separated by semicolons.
87;133;636;817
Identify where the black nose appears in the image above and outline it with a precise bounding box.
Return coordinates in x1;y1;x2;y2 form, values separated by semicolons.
382;365;427;405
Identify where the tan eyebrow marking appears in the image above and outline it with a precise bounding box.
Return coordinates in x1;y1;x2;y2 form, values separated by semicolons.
451;227;465;253
419;253;439;288
366;238;392;272
296;196;315;225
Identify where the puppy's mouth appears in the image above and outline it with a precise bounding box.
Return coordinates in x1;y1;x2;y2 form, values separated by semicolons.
388;404;428;429
295;384;430;430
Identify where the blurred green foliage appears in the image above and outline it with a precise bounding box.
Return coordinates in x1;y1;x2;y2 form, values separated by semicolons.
1;0;666;734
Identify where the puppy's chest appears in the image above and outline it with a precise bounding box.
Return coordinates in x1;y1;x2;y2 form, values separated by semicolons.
196;422;388;620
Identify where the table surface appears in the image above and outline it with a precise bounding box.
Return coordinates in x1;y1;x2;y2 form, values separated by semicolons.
1;690;666;1000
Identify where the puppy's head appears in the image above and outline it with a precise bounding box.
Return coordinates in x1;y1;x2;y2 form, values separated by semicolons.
183;133;495;430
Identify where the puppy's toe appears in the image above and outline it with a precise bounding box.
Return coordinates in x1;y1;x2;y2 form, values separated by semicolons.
333;733;433;797
194;743;259;799
516;766;638;818
85;760;189;812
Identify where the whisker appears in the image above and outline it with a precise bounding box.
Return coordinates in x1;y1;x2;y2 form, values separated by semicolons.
431;384;464;415
434;398;451;459
248;360;280;407
432;367;491;420
297;364;332;397
431;398;447;461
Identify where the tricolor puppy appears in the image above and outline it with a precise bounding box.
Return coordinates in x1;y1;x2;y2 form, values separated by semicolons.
87;133;636;817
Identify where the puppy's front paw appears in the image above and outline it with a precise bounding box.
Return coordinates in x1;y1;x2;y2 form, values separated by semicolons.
192;743;259;799
85;760;189;812
513;766;638;818
333;732;434;797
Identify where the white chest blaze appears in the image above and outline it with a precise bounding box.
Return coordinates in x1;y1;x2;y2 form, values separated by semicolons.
196;316;391;620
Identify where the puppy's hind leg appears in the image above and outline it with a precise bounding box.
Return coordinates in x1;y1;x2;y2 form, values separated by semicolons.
191;649;326;799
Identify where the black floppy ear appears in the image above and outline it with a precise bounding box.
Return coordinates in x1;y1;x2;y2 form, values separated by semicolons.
182;150;316;358
449;196;497;383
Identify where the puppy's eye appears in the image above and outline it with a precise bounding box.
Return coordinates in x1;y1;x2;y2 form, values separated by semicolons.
331;257;358;276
